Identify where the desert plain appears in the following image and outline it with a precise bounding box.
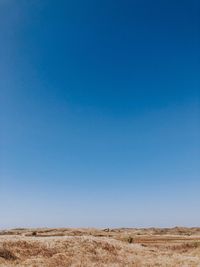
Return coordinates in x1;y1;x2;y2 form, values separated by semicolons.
0;227;200;267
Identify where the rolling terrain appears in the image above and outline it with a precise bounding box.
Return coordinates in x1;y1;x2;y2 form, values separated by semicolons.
0;227;200;266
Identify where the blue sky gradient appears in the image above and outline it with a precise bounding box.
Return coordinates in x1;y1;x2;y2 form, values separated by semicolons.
0;0;200;228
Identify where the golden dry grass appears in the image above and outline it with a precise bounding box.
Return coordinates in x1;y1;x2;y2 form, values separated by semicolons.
0;227;200;266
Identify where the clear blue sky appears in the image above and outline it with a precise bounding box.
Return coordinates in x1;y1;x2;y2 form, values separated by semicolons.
0;0;199;229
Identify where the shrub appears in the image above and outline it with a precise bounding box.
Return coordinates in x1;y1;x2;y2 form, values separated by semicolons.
0;248;17;261
32;231;37;236
127;236;133;244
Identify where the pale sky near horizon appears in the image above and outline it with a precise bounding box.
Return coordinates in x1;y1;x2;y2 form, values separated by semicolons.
0;0;200;229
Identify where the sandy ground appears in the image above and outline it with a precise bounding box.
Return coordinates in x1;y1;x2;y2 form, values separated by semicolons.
0;227;200;266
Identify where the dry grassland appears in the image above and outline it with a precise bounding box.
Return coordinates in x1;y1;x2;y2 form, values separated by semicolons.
0;227;200;266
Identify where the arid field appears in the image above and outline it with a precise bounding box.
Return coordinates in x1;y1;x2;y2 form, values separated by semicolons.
0;227;200;267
